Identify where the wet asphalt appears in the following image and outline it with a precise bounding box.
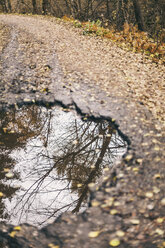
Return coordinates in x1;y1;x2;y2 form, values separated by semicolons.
0;15;164;248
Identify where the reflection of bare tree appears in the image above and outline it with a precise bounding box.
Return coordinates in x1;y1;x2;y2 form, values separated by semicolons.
0;106;127;227
0;105;45;222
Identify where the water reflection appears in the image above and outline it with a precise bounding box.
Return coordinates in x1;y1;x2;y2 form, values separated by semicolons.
0;105;127;227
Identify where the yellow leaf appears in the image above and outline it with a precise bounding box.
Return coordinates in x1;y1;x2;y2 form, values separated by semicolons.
154;173;161;179
0;192;4;197
145;192;153;198
109;239;120;246
155;228;164;235
91;201;100;207
125;154;133;161
88;231;100;238
156;218;164;224
14;226;21;231
114;201;120;206
23;98;31;103
110;209;118;215
3;128;7;133
160;198;165;206
154;145;160;151
130;219;140;225
48;244;59;248
132;167;139;172
136;159;143;163
153;187;160;194
5;172;14;179
116;230;125;237
10;231;16;238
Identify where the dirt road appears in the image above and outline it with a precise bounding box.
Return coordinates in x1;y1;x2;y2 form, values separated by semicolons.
0;14;164;248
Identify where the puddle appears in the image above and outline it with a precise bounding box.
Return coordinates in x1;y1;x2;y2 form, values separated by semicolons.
0;105;127;227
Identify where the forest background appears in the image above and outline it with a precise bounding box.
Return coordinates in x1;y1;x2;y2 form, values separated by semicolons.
0;0;165;62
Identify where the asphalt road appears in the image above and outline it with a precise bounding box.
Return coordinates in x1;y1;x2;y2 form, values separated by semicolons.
0;14;164;248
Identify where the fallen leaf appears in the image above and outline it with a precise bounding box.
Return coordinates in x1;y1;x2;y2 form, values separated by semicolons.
130;219;140;225
116;230;125;237
10;231;16;238
91;201;100;207
160;198;165;206
48;244;59;248
109;239;120;246
88;231;100;238
5;172;14;179
0;192;4;197
156;217;164;224
14;226;21;231
145;192;153;198
155;228;164;235
110;209;118;215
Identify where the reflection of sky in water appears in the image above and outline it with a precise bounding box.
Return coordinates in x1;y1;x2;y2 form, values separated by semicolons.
0;106;127;227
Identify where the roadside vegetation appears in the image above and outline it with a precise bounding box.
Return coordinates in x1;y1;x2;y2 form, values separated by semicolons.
62;16;165;64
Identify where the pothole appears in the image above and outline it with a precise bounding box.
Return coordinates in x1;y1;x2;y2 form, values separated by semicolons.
0;105;127;227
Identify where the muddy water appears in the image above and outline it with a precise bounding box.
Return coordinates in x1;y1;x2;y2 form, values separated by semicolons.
0;105;127;227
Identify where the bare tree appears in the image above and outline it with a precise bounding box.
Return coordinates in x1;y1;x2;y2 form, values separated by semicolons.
32;0;37;13
132;0;145;31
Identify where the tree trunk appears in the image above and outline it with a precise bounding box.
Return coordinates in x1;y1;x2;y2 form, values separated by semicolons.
7;0;11;12
42;0;49;14
0;0;8;12
32;0;37;14
133;0;145;31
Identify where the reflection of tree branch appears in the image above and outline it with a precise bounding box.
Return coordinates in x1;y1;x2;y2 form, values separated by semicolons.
72;128;113;213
